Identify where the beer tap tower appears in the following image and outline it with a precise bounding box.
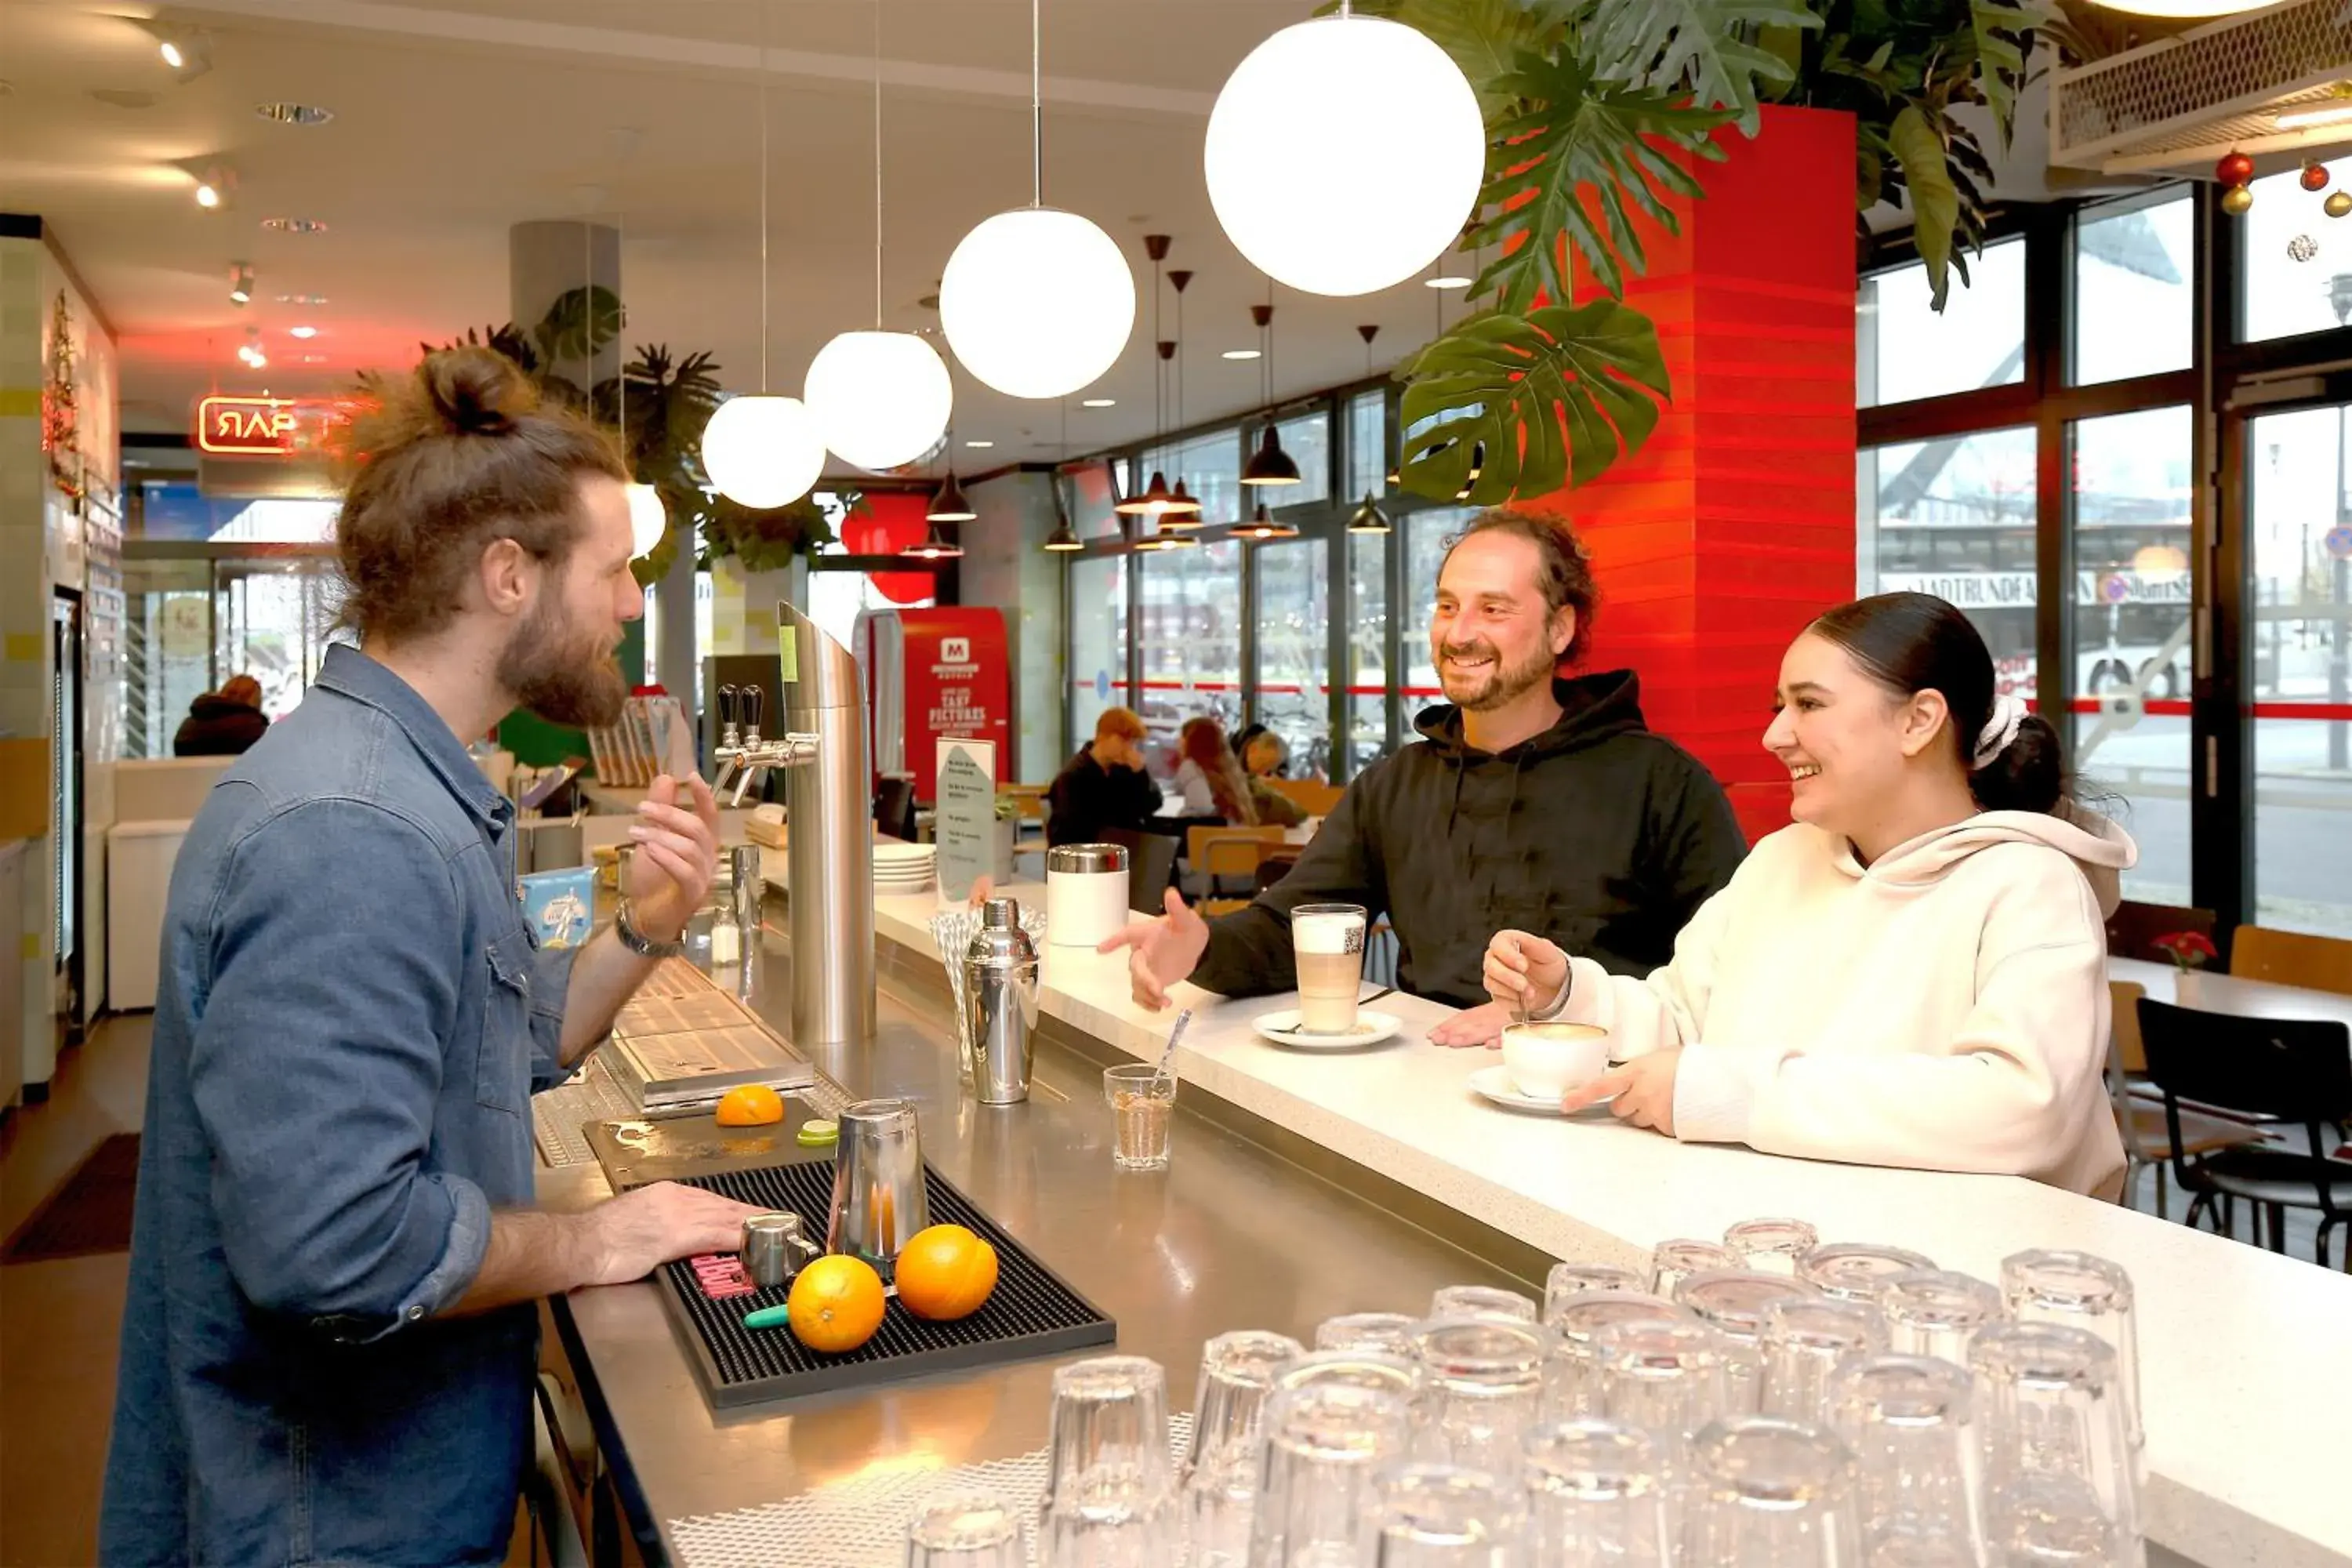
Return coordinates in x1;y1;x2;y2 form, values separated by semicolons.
710;604;876;1048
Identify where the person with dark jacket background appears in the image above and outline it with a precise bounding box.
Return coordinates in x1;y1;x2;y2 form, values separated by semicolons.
1101;509;1746;1045
172;673;271;757
1047;706;1163;847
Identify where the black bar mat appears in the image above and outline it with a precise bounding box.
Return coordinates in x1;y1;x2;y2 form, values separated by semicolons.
3;1133;140;1264
652;1160;1116;1409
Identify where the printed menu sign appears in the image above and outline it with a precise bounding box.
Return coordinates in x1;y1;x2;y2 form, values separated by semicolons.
934;738;997;903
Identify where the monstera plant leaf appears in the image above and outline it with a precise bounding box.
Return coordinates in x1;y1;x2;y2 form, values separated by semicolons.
1470;45;1733;308
533;284;623;366
1395;299;1671;504
1580;0;1821;132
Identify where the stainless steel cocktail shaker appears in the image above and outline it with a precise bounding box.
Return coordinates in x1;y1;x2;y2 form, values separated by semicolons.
825;1098;930;1279
963;896;1040;1105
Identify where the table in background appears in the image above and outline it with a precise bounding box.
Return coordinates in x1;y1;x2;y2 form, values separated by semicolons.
2110;957;2352;1031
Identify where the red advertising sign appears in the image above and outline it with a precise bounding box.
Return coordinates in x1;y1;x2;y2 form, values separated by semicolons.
893;607;1009;801
193;394;346;456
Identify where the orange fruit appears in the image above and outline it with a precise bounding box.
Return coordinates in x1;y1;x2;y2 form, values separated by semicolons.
894;1224;1000;1322
788;1256;887;1354
714;1084;784;1127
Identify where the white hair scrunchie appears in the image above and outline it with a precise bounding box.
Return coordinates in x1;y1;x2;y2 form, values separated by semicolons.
1972;691;2028;770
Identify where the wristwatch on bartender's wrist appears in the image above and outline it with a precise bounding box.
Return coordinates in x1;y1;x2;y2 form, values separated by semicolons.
613;903;686;959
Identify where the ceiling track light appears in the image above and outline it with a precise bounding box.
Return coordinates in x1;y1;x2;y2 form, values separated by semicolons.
229;261;254;306
137;20;213;82
178;158;236;210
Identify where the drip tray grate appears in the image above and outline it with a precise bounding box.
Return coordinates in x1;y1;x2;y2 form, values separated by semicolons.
651;1161;1116;1408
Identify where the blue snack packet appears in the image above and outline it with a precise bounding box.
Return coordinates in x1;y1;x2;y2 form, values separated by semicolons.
519;867;597;949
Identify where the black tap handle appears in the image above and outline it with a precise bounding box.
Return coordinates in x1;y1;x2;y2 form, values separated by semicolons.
742;684;765;731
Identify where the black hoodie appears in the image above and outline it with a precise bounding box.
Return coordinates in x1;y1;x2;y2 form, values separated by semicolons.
172;694;270;757
1188;670;1746;1007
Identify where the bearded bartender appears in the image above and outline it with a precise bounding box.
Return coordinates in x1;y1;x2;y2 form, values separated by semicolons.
99;348;768;1567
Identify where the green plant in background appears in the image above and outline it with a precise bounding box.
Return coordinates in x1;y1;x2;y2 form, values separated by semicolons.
1335;0;2052;504
425;288;846;586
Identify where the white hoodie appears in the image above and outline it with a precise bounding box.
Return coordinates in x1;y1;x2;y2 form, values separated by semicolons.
1540;809;2136;1199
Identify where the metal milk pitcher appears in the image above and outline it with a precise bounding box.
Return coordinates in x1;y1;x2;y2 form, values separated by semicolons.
825;1098;929;1279
963;896;1040;1105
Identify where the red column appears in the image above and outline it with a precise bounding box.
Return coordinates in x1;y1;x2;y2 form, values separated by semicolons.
1539;107;1857;842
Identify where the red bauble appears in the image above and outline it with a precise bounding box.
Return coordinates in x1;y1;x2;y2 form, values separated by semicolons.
2303;161;2332;192
2217;151;2256;187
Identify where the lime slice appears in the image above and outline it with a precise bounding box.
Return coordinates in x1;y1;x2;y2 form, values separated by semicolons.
796;1119;840;1147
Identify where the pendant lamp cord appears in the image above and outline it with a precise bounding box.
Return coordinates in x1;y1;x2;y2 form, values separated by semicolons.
1030;0;1044;207
873;1;884;325
758;0;771;390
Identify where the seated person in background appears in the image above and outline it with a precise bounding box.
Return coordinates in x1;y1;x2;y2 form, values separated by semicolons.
172;673;271;757
1046;706;1162;847
1481;591;2134;1199
1174;716;1258;826
1236;728;1308;829
1103;510;1745;1035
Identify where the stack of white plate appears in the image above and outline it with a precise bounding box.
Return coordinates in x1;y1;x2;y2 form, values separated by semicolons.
873;841;938;895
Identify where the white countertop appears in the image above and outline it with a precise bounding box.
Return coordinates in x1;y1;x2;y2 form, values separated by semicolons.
879;883;2352;1568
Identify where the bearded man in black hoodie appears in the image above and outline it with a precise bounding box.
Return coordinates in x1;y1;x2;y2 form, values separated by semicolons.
1101;508;1745;1045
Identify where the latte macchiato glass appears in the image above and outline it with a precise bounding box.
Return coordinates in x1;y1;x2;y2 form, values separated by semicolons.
1290;904;1367;1034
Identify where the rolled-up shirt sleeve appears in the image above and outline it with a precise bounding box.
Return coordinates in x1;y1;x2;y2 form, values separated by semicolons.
188;800;486;1341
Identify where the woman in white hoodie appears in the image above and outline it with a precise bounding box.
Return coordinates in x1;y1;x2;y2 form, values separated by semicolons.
1480;593;2134;1198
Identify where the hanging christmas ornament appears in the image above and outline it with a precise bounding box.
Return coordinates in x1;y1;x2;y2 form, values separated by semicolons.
2216;150;2256;186
2327;191;2352;219
2303;160;2332;192
2221;183;2255;216
2288;234;2320;262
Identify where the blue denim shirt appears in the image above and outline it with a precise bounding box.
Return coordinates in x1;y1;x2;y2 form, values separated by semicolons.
101;645;582;1567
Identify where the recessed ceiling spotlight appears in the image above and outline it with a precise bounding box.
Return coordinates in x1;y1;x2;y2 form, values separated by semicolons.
1081;398;1116;408
300;354;328;365
289;325;318;339
256;102;334;126
237;327;267;369
1221;348;1261;361
964;439;994;448
260;217;328;234
228;261;254;305
1425;274;1474;290
274;292;328;306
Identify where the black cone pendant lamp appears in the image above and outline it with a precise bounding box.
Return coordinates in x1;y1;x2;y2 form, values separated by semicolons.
1348;324;1391;534
1234;498;1299;541
1043;395;1084;552
1241;292;1300;487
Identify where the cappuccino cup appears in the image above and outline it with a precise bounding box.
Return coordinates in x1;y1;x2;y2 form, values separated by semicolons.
1501;1021;1610;1098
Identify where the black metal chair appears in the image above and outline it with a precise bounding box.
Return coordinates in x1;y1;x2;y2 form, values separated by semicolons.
2137;996;2352;1269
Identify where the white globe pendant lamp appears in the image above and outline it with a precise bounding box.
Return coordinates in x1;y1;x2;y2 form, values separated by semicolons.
701;12;826;509
805;10;954;470
625;483;667;557
1204;3;1484;298
702;395;825;510
938;0;1134;399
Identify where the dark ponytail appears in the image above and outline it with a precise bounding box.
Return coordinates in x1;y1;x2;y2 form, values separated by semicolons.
1808;592;2071;816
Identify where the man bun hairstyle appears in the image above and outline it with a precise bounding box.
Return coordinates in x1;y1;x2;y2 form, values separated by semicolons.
1809;591;2071;816
1445;507;1599;666
336;346;626;646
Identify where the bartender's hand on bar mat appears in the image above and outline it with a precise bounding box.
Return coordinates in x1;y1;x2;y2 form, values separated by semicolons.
1098;887;1209;1011
583;1181;768;1287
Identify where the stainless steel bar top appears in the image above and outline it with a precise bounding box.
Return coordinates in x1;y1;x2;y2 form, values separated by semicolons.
537;940;1530;1565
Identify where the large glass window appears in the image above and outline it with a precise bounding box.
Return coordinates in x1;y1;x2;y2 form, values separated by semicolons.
1857;238;2027;407
2246;405;2352;936
1347;529;1388;773
2074;194;2193;385
1254;539;1330;776
1135;542;1243;768
1277;411;1331;505
2071;407;2194;906
1401;506;1478;707
1068;554;1129;750
1857;426;2038;698
2241;153;2352;343
1062;463;1123;540
1148;430;1243;528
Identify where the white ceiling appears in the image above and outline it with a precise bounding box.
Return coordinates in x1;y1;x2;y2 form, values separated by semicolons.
0;0;1488;468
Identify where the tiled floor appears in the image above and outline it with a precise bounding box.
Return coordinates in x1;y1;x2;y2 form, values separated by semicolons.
0;1014;2328;1566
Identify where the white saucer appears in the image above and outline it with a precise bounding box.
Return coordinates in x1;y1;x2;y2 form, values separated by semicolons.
1252;1009;1402;1051
1468;1064;1617;1117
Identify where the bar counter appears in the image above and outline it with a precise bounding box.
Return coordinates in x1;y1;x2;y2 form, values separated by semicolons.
541;884;2352;1568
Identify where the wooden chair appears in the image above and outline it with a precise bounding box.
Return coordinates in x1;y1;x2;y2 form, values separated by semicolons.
1265;778;1345;818
2107;981;2263;1219
2105;899;2219;965
2228;924;2352;998
1186;825;1287;898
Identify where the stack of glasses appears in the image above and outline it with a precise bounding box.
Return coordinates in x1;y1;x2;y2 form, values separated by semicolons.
902;1226;2147;1566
